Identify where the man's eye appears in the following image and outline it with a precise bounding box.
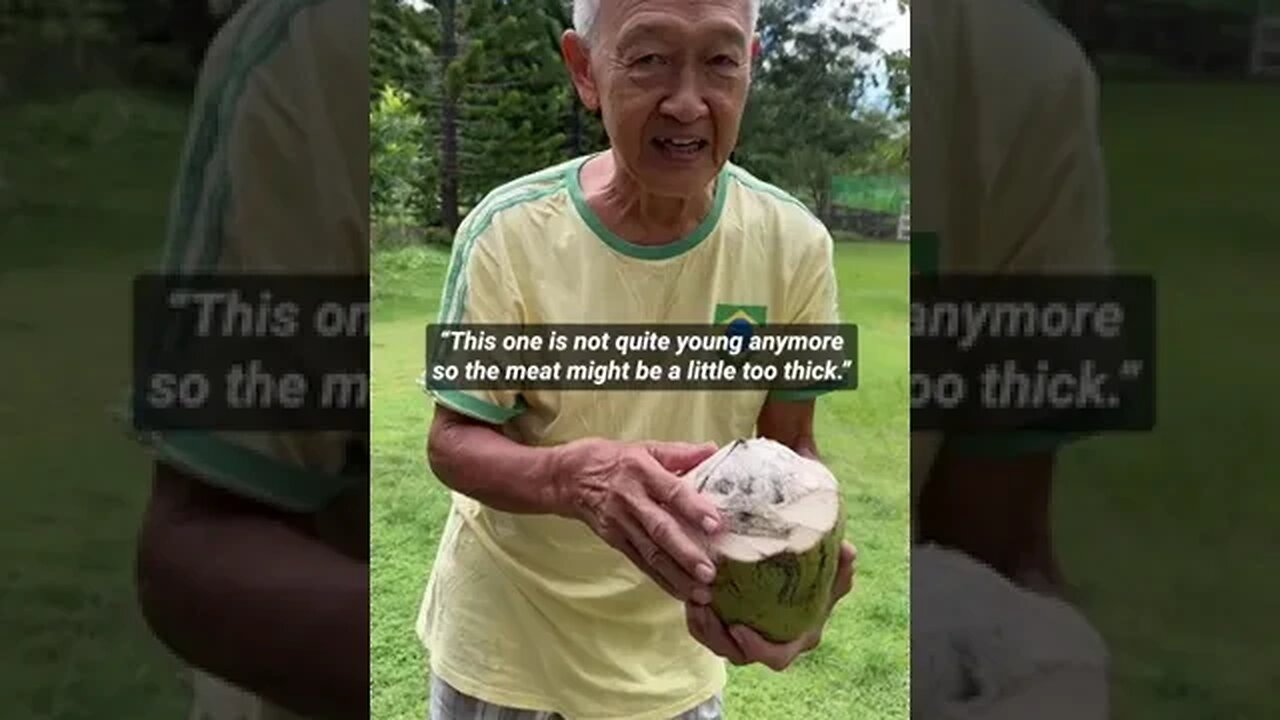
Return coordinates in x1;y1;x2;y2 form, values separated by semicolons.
633;54;664;66
710;55;739;67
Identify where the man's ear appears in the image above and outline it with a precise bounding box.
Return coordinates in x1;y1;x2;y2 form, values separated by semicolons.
561;30;600;112
751;34;762;61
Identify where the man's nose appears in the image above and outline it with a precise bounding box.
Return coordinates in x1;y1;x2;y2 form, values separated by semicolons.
659;67;709;125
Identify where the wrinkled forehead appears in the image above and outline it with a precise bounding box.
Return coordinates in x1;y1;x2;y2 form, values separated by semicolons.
590;0;756;44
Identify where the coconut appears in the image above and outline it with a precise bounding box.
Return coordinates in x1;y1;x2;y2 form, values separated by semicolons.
911;544;1110;716
685;437;846;644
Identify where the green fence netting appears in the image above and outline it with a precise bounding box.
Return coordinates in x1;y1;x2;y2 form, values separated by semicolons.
831;175;908;214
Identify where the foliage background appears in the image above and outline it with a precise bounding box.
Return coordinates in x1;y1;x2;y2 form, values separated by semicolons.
369;0;912;246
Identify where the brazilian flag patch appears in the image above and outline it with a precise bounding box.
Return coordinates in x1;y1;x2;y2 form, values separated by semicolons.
713;304;767;326
712;304;767;364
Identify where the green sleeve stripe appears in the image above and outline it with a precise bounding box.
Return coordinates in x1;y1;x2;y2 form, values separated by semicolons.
725;167;823;225
479;157;579;208
163;0;330;274
430;389;526;424
146;431;359;513
768;373;854;401
161;0;276;271
768;387;835;401
437;185;563;327
195;0;335;273
148;0;333;366
435;169;572;327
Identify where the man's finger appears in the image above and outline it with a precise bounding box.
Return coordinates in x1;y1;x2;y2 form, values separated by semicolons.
645;441;718;475
637;455;723;536
685;602;704;640
688;605;749;665
812;542;857;624
626;491;718;586
617;510;710;604
832;542;856;601
616;535;685;600
728;624;798;672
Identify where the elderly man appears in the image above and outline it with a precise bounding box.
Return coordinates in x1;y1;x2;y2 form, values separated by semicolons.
417;0;856;718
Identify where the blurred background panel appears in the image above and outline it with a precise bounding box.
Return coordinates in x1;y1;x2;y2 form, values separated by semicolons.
0;2;240;717
1034;2;1280;718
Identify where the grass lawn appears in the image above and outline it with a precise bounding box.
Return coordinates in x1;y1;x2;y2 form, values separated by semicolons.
370;241;912;719
0;89;192;717
1053;81;1280;719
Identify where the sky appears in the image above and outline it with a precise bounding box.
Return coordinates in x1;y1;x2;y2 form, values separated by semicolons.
851;0;910;111
865;0;909;53
403;0;910;52
401;0;910;109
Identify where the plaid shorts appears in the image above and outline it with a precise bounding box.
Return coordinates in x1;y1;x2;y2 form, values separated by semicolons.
428;674;724;720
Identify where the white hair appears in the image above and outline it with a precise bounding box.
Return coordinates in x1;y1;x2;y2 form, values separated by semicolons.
573;0;760;44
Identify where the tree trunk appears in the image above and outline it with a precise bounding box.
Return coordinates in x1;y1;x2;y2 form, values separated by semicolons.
439;0;460;234
811;175;832;224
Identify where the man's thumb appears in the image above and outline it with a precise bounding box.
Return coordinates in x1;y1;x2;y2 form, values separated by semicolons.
646;441;719;476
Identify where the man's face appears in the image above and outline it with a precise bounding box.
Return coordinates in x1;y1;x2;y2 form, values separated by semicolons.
570;0;756;198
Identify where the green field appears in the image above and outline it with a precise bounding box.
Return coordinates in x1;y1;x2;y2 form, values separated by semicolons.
0;89;192;717
369;241;912;719
1053;81;1280;719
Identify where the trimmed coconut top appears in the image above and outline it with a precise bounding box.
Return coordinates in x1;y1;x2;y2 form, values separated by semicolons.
911;544;1110;707
688;438;840;562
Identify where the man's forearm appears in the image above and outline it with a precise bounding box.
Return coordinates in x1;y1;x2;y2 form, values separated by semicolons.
136;467;367;719
756;399;821;460
426;407;566;516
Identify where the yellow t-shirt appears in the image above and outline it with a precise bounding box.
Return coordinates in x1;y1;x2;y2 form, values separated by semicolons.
417;155;842;719
909;0;1114;515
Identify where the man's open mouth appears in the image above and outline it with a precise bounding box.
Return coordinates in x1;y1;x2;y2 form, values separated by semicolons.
653;137;709;157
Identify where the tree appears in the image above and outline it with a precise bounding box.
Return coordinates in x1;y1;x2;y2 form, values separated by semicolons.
450;0;570;210
734;0;887;219
437;0;461;232
372;0;440;230
379;0;607;234
883;48;910;122
367;0;899;239
371;84;430;246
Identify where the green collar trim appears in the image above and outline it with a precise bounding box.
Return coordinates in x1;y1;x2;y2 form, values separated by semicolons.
566;154;728;260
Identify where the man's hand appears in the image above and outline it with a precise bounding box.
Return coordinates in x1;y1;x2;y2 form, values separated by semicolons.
685;541;856;671
552;438;724;605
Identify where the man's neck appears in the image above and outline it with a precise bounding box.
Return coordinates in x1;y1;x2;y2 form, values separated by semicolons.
580;151;715;246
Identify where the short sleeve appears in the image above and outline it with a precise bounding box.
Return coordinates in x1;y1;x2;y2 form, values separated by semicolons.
767;220;845;402
947;48;1113;459
123;0;368;513
786;223;842;326
984;56;1111;275
425;218;528;424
